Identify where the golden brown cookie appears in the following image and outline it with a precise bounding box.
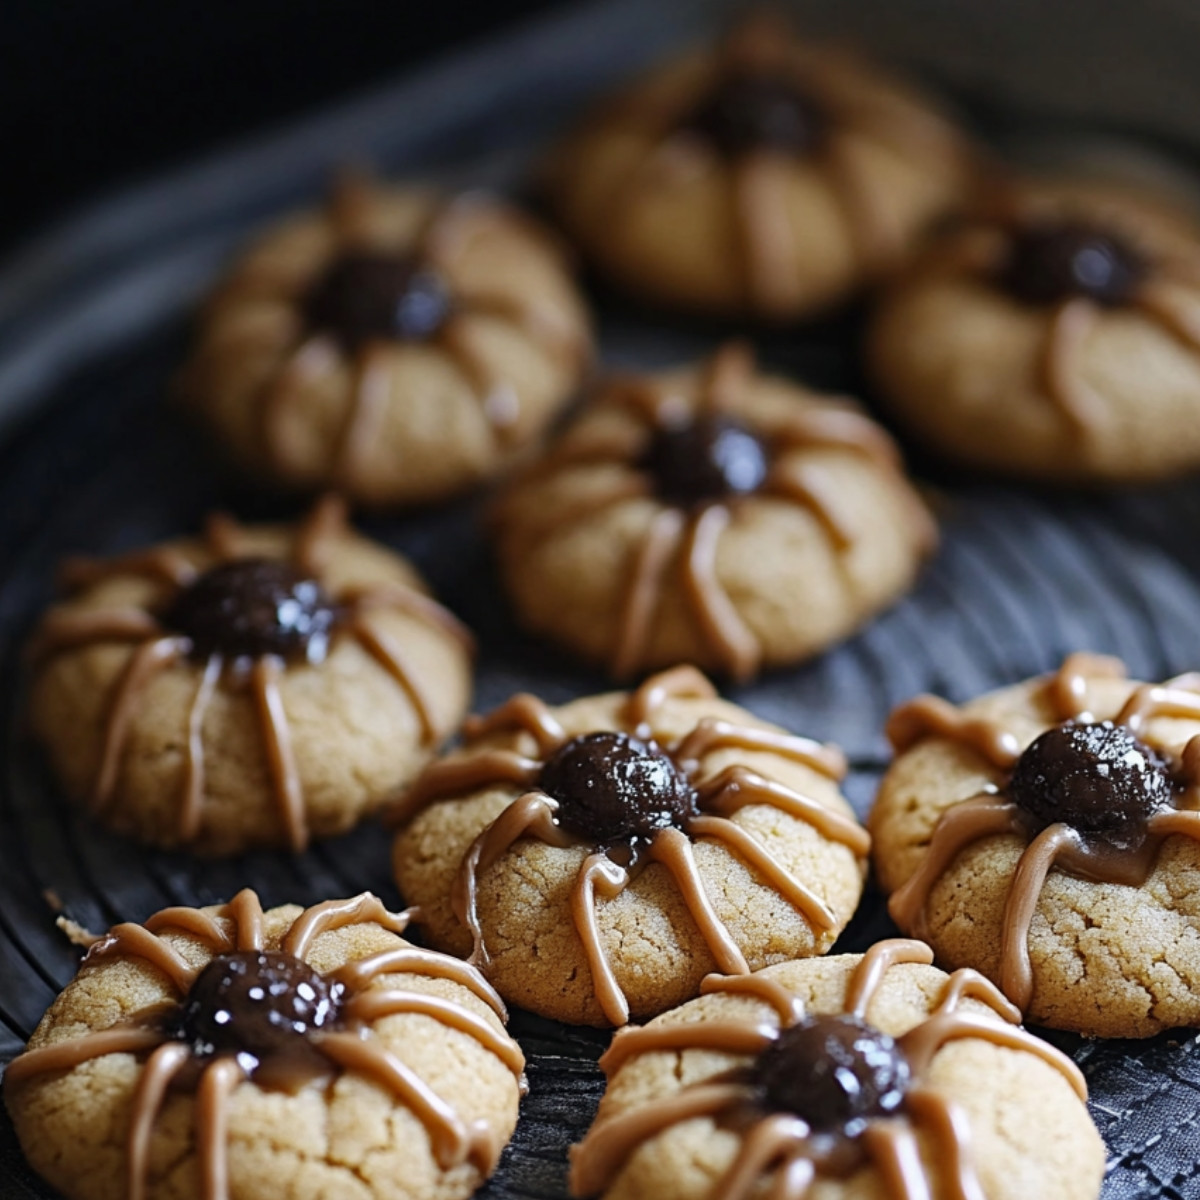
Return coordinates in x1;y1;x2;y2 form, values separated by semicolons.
545;13;969;321
870;652;1200;1037
3;890;524;1200
180;175;592;506
28;497;473;855
392;666;869;1027
491;343;936;682
569;941;1103;1200
869;176;1200;482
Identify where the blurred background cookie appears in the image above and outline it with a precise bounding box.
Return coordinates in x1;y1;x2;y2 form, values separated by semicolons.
28;498;473;854
393;666;869;1026
545;11;971;321
869;176;1200;482
180;176;592;506
492;343;936;682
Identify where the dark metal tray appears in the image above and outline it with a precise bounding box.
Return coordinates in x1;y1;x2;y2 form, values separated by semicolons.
4;1;1200;1195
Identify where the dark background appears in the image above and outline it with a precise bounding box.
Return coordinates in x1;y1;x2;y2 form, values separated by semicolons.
1;0;561;252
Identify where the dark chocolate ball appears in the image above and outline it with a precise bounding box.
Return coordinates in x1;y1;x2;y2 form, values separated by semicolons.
539;732;699;846
684;71;828;158
304;251;453;348
165;559;341;664
178;950;343;1068
752;1014;910;1136
1008;720;1173;847
1000;221;1146;308
640;415;770;508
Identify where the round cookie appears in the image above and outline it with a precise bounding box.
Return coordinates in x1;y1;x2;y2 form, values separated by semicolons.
3;890;524;1200
28;497;473;854
491;343;936;682
870;652;1200;1037
179;175;592;506
569;941;1102;1200
392;665;870;1027
868;176;1200;482
545;12;969;320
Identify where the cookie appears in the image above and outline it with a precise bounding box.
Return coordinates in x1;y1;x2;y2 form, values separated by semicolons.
180;175;592;506
28;496;472;854
392;665;869;1027
870;652;1200;1037
3;890;524;1200
569;941;1102;1200
869;176;1200;482
491;343;936;682
545;13;969;320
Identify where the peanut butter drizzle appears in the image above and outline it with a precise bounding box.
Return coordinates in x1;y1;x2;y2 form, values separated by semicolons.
291;492;349;576
58;546;197;590
335;342;394;481
94;636;187;812
1135;281;1200;352
464;693;566;754
700;972;807;1027
683;503;761;681
571;940;1086;1200
886;694;1021;769
612;507;686;679
736;155;803;317
624;664;717;733
397;749;543;823
4;891;523;1198
181;653;222;840
454;791;571;966
28;608;163;660
571;852;634;1025
675;717;847;779
1042;298;1105;430
346;580;475;650
698;765;869;855
351;616;438;743
845;939;934;1019
250;655;306;852
687;815;837;933
345;990;526;1074
1046;651;1127;720
1117;681;1200;732
767;459;858;550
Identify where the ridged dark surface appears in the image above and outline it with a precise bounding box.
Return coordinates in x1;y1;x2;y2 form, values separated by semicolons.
4;1;1200;1196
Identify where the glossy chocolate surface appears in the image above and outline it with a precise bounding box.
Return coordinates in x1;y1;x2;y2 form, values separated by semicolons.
751;1013;910;1136
1008;720;1173;848
641;415;770;509
304;250;453;348
684;71;828;158
175;949;343;1070
165;558;340;664
1000;220;1147;308
539;731;699;846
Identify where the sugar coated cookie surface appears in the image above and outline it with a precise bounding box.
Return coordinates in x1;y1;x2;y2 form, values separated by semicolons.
29;497;473;854
3;891;524;1200
492;343;936;682
871;652;1200;1036
546;13;969;320
181;176;592;506
570;942;1103;1200
869;177;1200;482
392;666;869;1027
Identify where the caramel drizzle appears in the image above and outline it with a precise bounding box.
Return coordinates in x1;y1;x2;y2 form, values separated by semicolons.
3;890;523;1200
398;666;867;1026
30;496;469;850
886;654;1200;1011
605;12;963;318
916;195;1200;438
571;939;1083;1199
507;341;930;682
262;176;587;483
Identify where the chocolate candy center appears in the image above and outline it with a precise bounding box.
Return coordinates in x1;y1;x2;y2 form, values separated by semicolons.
1000;220;1147;308
165;559;341;664
178;950;343;1070
751;1014;910;1136
539;731;699;846
684;71;828;158
641;415;770;508
304;251;453;348
1008;720;1173;848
